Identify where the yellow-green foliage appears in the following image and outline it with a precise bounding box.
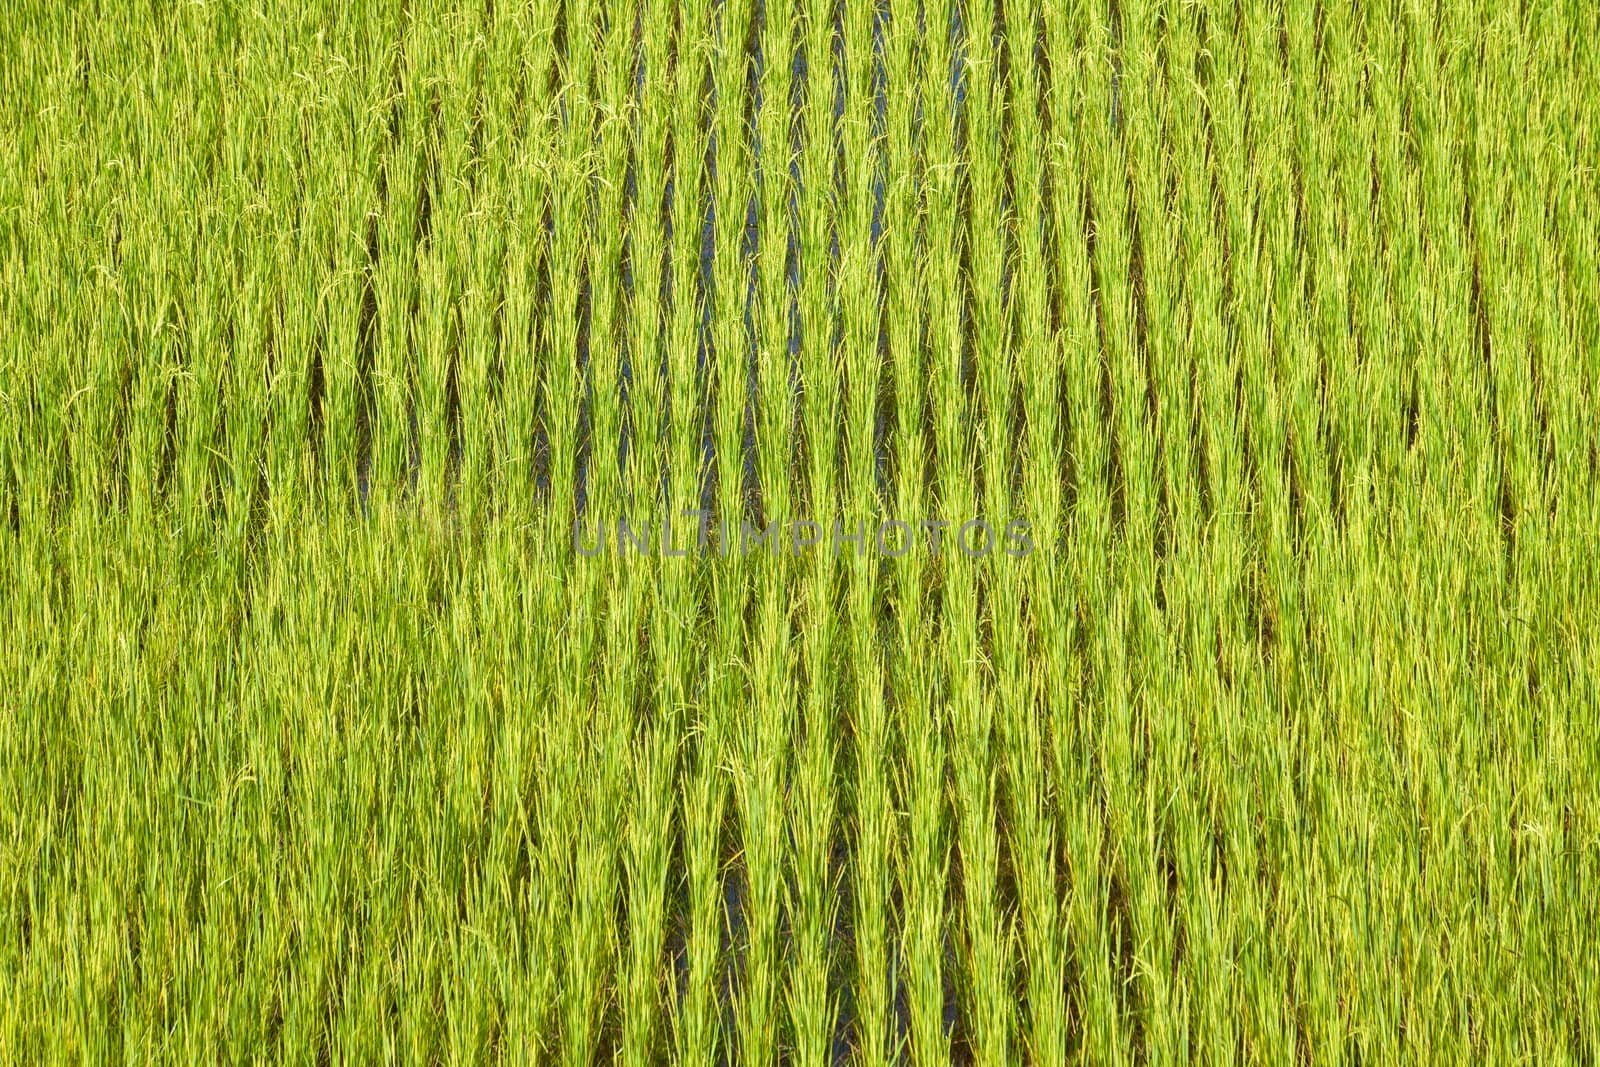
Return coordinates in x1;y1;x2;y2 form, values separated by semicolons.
2;0;1597;1062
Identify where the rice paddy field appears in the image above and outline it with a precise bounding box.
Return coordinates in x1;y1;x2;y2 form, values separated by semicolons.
3;0;1598;1061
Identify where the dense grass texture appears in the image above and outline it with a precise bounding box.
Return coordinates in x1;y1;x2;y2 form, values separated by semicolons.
2;0;1598;1062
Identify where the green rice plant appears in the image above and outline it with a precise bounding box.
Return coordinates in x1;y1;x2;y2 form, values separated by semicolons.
1;0;1597;1063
